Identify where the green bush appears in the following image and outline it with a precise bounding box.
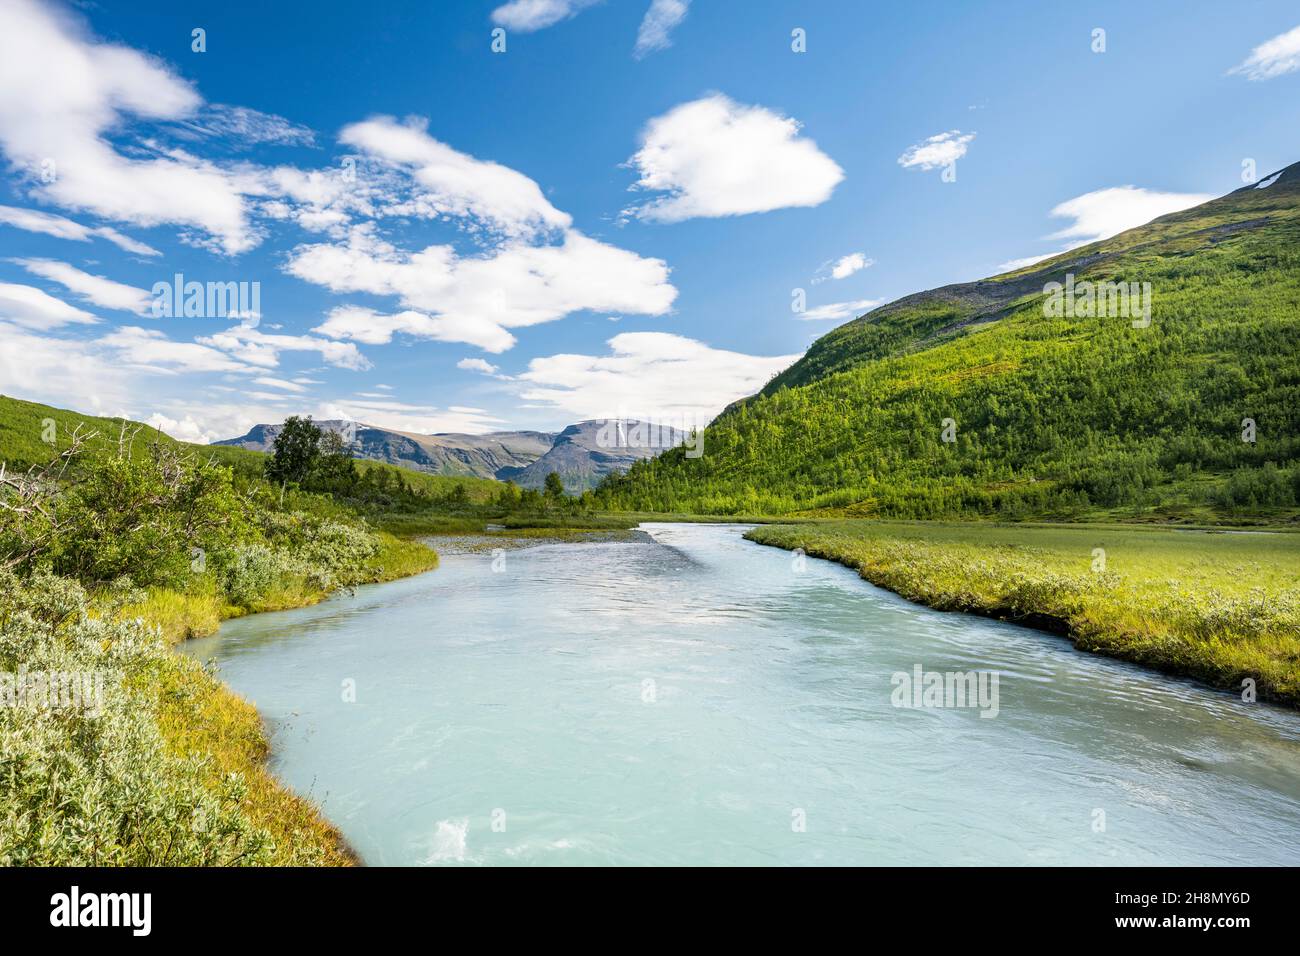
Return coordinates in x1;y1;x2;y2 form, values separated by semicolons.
0;570;276;865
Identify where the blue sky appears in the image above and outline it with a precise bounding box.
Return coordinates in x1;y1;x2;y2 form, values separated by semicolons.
0;0;1297;442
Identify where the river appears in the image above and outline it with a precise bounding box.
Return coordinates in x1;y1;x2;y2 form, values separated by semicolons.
181;523;1300;865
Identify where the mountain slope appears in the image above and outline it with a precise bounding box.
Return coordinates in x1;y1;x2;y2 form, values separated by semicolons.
511;420;687;493
0;396;502;503
597;163;1300;521
217;421;555;480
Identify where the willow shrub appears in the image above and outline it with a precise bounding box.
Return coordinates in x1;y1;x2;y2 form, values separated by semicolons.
0;570;278;865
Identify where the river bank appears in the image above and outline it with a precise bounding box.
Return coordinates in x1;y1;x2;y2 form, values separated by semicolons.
154;526;634;867
135;530;442;867
745;520;1300;707
185;522;1300;865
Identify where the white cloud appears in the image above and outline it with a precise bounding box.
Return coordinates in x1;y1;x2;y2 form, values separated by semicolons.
624;94;844;223
796;298;882;322
897;130;975;171
996;253;1054;273
0;282;97;329
197;325;371;371
518;331;800;423
143;411;216;445
253;376;308;392
11;258;152;315
179;104;316;148
313;305;467;347
297;226;675;353
0;320;128;413
635;0;689;58
0;0;257;254
1046;186;1215;245
1229;24;1300;80
458;357;501;375
100;326;252;375
491;0;601;32
815;251;873;282
341;116;571;239
995;185;1216;273
318;397;506;435
0;205;160;256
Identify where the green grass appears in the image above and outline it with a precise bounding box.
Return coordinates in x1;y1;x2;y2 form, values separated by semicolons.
0;411;448;866
351;459;501;503
746;520;1300;705
0;393;504;503
149;652;357;865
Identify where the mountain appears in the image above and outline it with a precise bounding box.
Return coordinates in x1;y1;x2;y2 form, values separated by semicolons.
0;394;504;503
595;162;1300;520
215;418;686;492
216;421;555;480
511;420;689;493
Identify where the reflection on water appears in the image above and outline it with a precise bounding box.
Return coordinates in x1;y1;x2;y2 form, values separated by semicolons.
181;524;1300;866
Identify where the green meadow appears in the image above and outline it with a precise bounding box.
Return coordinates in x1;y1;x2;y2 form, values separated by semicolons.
747;520;1300;705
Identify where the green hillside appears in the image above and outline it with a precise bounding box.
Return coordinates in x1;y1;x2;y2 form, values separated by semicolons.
597;163;1300;522
0;395;503;504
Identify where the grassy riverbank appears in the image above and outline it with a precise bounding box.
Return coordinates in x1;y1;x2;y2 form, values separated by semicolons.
125;530;439;643
0;398;453;865
141;530;439;866
746;520;1300;705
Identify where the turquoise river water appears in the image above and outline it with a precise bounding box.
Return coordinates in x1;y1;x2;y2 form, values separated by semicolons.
181;523;1300;865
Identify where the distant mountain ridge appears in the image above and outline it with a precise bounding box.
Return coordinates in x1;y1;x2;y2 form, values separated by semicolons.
215;421;554;481
215;418;686;492
511;420;689;492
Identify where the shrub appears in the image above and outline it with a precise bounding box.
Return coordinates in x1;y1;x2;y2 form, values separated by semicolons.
0;570;275;865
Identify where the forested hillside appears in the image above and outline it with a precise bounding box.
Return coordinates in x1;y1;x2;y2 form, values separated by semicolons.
596;163;1300;522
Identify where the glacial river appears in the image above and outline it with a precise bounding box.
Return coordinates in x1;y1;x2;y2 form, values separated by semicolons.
182;523;1300;865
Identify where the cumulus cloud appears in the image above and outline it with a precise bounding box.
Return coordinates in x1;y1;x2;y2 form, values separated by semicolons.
995;185;1216;273
340;116;571;239
518;331;799;423
296;225;675;353
458;357;502;375
100;326;252;375
796;298;882;322
635;0;690;58
1229;24;1300;80
491;0;601;32
0;0;257;254
197;325;371;371
815;251;873;283
1046;186;1215;245
0;282;98;329
11;258;152;315
0;320;128;413
624;94;844;223
143;411;218;445
996;253;1054;273
897;130;975;171
0;205;160;256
